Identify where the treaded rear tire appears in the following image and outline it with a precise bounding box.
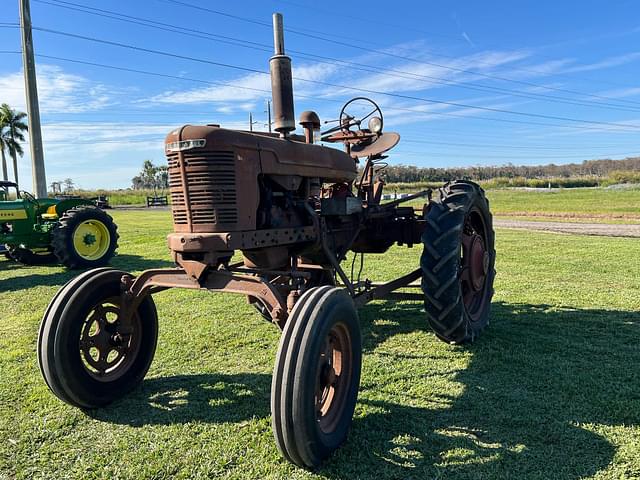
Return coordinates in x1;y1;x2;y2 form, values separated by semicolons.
52;206;118;269
420;180;496;344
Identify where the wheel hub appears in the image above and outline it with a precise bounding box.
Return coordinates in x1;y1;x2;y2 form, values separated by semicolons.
79;303;138;380
469;235;487;291
83;233;97;246
315;325;350;433
72;219;110;260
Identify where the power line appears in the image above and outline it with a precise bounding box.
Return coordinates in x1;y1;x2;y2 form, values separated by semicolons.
32;26;265;76
33;0;640;114
31;136;640;160
28;26;640;132
22;134;640;160
275;0;640;91
159;0;640;108
1;48;636;135
33;0;274;54
402;139;626;151
394;149;640;160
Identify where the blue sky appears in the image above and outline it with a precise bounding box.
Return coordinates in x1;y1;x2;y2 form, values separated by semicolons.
1;0;640;189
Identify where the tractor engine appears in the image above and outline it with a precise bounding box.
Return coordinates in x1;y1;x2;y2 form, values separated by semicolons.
163;11;403;279
165;125;358;273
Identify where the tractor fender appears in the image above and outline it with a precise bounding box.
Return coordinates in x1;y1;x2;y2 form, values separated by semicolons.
51;199;93;217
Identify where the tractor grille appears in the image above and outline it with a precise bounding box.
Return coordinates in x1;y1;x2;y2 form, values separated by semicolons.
167;150;238;230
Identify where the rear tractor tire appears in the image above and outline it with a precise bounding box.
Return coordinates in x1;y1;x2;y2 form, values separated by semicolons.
271;286;362;469
52;206;118;269
421;180;496;344
38;268;158;408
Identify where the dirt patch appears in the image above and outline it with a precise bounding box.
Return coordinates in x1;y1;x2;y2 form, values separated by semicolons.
495;219;640;238
496;211;640;220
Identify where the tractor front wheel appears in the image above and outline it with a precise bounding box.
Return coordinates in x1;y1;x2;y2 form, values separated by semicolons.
38;268;158;408
421;180;496;344
52;206;118;269
271;286;362;469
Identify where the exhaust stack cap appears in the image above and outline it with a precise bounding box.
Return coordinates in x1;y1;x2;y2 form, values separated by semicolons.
269;13;295;137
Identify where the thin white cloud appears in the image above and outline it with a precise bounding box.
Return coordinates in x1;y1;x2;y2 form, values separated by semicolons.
0;65;114;113
462;32;475;48
347;49;531;95
562;52;640;74
148;62;339;105
148;71;268;104
597;86;640;99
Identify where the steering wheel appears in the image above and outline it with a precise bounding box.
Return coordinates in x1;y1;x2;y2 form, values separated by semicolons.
339;97;384;134
21;191;39;207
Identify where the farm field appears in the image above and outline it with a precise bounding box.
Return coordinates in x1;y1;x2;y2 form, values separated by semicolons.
487;187;640;220
74;186;640;223
1;209;639;479
403;187;640;223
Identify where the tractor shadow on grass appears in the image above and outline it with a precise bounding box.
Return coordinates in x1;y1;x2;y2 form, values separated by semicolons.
0;254;173;292
320;300;639;480
88;373;271;427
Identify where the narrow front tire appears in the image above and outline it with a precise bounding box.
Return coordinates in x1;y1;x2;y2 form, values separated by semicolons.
38;268;158;408
271;287;362;469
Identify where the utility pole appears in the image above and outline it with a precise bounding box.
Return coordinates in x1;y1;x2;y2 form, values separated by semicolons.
265;99;272;133
19;0;47;198
249;112;260;132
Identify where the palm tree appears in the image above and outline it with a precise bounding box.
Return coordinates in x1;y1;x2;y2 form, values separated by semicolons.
0;104;28;190
0;126;8;182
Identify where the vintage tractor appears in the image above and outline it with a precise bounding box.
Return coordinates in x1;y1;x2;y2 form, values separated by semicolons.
37;14;495;469
0;181;118;268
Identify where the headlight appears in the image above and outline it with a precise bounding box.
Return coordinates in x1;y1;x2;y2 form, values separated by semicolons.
368;116;382;134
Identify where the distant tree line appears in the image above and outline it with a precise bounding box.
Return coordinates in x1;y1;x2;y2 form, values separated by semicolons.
379;157;640;183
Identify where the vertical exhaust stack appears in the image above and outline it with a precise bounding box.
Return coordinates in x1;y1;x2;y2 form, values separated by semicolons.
270;13;295;137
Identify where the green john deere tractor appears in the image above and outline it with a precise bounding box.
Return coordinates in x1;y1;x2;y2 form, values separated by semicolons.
0;181;118;268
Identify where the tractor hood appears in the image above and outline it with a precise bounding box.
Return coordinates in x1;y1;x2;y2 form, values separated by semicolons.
0;200;28;220
165;125;357;182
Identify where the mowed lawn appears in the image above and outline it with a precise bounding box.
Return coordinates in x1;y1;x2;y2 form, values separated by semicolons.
1;209;640;479
487;187;640;219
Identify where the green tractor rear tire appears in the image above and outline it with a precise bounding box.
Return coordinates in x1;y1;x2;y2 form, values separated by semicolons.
52;206;119;269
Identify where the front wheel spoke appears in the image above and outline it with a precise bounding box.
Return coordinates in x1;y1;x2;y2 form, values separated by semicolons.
95;350;110;371
332;349;343;377
90;305;108;329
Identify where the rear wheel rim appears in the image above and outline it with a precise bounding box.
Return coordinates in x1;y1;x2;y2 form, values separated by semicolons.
315;322;353;434
73;219;110;260
78;297;142;381
459;207;492;322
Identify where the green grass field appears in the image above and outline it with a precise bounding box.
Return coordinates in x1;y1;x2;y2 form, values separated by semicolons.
487;187;640;218
403;186;640;222
1;210;639;479
70;185;640;220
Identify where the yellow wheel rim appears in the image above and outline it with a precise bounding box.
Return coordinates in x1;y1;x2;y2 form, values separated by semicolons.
72;219;110;260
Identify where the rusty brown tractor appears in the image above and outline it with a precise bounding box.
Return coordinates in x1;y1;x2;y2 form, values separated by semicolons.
38;13;495;469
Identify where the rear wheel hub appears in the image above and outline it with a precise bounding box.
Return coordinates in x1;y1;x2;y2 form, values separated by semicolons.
469;235;488;291
73;219;110;260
